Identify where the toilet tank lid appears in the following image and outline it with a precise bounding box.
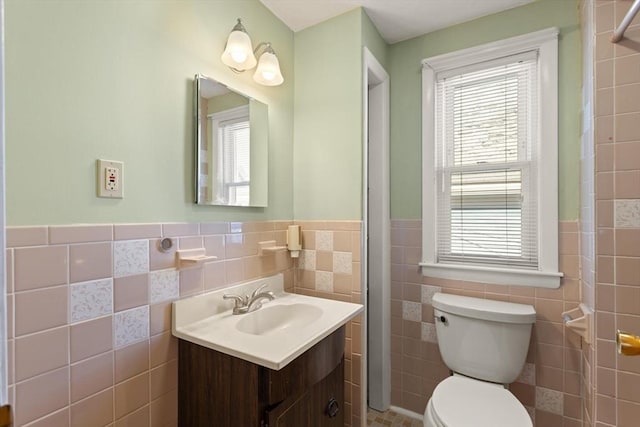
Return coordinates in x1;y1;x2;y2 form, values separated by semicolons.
432;293;536;324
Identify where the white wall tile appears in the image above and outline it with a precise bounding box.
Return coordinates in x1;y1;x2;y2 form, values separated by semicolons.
114;240;149;278
402;301;421;322
525;406;535;423
315;271;333;292
535;386;563;415
299;250;316;271
149;269;179;304
316;231;333;251
114;305;149;348
421;285;441;304
70;278;113;323
517;362;536;385
615;199;640;228
333;252;352;274
421;322;437;343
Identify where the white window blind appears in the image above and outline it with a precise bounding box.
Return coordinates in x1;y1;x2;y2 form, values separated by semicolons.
434;53;538;269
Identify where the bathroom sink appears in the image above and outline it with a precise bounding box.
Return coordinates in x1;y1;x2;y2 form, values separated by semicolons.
172;274;363;370
235;303;323;335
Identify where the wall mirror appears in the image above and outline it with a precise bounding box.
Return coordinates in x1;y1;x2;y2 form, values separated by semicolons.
194;74;268;207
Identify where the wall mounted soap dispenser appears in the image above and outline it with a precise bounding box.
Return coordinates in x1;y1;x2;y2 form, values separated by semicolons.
287;225;302;258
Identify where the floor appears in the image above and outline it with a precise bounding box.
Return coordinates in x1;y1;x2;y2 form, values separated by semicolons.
366;408;423;427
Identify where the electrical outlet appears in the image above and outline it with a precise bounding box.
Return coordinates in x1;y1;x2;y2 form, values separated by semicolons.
97;159;124;198
105;167;118;191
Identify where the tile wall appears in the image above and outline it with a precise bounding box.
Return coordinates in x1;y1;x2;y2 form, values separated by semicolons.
390;220;583;427
593;1;640;426
293;221;364;427
6;221;299;426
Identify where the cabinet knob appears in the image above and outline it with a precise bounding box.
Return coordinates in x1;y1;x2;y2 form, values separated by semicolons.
325;397;340;418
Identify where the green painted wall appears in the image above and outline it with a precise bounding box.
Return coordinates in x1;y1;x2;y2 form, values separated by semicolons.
5;0;293;225
207;92;249;114
292;8;388;220
292;9;364;220
389;0;581;221
361;10;389;71
6;0;580;225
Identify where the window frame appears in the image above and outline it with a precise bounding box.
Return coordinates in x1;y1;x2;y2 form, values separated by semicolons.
420;28;562;288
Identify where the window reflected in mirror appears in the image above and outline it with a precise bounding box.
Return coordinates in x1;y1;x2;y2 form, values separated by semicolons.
195;74;268;207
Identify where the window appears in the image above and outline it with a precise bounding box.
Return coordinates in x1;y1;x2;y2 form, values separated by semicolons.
420;28;562;288
209;105;251;206
219;118;250;205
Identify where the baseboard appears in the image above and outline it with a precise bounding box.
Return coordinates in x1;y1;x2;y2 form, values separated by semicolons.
389;405;423;421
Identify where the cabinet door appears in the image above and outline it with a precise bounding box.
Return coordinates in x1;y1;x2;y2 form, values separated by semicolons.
310;358;344;427
262;327;345;405
265;390;311;427
265;360;344;427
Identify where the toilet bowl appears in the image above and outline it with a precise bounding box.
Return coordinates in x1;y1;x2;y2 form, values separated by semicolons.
424;375;532;427
423;293;536;427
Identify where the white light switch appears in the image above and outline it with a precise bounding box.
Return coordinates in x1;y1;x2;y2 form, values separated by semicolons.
97;159;124;198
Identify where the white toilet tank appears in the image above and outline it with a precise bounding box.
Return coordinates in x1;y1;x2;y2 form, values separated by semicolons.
432;293;536;384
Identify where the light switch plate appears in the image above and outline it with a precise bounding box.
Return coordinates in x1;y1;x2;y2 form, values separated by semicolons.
97;159;124;198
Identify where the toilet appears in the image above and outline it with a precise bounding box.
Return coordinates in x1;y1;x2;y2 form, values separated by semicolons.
424;293;536;427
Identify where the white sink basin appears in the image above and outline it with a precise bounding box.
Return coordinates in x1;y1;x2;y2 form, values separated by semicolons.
172;274;363;370
236;303;323;335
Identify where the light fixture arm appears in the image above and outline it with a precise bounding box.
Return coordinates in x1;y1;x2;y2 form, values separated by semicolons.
253;42;276;56
232;18;248;34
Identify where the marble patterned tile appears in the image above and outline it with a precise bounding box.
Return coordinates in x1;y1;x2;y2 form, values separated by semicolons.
70;278;113;323
114;306;149;349
615;199;640;227
316;231;333;251
517;362;536;385
114;240;149;278
421;322;437;343
525;406;535;423
402;301;422;322
149;269;179;304
315;271;333;292
421;284;442;304
535;386;563;415
333;252;352;274
299;250;316;271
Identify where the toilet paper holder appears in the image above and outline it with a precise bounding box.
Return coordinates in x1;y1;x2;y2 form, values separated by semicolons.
561;303;593;345
617;330;640;356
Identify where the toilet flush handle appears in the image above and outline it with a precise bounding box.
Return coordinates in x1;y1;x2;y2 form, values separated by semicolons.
435;315;447;324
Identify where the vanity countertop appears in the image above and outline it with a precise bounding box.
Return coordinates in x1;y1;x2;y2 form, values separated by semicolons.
172;273;363;370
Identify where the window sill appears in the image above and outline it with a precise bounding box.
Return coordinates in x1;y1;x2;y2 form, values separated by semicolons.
419;262;563;289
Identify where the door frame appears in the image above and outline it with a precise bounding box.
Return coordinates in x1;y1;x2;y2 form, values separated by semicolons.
361;46;390;413
0;0;8;406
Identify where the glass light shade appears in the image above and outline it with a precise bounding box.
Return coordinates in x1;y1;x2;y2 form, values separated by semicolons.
253;51;284;86
221;30;257;71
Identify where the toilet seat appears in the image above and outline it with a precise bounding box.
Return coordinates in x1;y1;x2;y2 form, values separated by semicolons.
426;376;532;427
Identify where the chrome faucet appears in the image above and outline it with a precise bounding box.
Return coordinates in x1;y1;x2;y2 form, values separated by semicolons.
223;284;275;315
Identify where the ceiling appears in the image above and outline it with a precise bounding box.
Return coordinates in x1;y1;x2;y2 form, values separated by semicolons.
259;0;534;44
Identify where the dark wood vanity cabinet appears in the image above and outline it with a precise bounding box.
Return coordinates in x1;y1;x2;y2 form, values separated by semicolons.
178;326;345;427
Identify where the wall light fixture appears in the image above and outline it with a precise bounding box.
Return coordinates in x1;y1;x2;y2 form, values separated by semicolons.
221;19;284;86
